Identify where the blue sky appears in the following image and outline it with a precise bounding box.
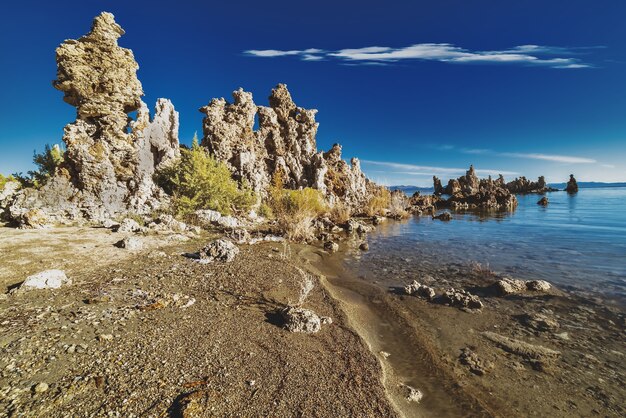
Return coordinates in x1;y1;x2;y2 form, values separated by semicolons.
1;0;625;186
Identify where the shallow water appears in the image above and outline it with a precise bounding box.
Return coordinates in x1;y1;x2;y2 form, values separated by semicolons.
349;187;626;301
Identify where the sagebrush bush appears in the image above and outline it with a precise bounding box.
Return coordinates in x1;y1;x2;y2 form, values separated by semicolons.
328;202;352;224
267;171;327;241
365;186;391;216
155;135;256;217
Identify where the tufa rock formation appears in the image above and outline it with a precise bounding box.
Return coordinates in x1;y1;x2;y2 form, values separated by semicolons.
433;165;518;211
8;12;179;226
199;85;370;208
565;174;578;194
505;176;557;194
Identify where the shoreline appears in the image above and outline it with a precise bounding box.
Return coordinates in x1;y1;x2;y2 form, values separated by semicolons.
302;242;626;418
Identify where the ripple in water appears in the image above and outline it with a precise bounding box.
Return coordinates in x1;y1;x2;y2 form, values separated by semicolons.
348;187;626;301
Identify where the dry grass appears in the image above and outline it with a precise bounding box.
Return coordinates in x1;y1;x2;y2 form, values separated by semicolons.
290;267;315;307
365;187;391;216
328;202;352;224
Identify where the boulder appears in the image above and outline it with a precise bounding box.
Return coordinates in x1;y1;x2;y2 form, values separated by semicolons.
216;215;238;229
21;270;71;290
147;214;187;233
114;218;143;233
494;278;527;295
537;196;549;206
519;313;560;332
359;242;369;251
192;209;222;225
441;288;483;310
404;280;436;300
116;236;143;250
281;306;323;333
198;239;239;263
526;280;551;292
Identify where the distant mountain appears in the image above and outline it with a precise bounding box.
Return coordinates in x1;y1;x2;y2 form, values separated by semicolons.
390;182;626;194
547;182;626;189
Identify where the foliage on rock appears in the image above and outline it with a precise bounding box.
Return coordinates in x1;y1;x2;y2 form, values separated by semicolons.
156;135;255;217
365;187;391;216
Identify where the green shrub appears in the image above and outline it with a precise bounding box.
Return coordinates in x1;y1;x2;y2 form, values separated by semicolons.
12;144;65;188
155;135;256;217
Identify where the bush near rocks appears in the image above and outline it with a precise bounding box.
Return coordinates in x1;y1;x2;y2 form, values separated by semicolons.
155;135;255;217
266;171;327;241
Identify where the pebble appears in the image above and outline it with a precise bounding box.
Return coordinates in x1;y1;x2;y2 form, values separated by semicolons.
33;382;48;393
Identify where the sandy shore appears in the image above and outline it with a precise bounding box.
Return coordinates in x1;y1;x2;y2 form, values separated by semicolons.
0;227;395;417
1;225;624;417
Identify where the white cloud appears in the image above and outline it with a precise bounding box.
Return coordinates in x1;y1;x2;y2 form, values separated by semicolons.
452;147;597;164
361;160;518;177
244;43;596;69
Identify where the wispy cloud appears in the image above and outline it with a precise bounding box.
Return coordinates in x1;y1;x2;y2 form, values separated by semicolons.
361;160;518;177
452;147;597;164
244;43;600;69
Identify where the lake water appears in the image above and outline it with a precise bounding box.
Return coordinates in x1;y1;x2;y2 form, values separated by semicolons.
346;187;626;302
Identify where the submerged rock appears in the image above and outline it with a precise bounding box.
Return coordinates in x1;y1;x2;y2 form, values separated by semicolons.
537;196;549;206
21;270;71;290
198;239;239;263
404;280;436;300
432;212;452;221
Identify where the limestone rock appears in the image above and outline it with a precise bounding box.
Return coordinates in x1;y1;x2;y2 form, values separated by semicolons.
507;176;556;194
495;278;527;296
459;348;493;376
9;12;179;224
281;306;323;333
519;313;560;332
199;84;371;209
434;166;518;211
216;215;239;229
198;239;239;263
114;218;143;233
432;212;452;221
565;174;578;194
21;270;71;290
441;288;483;310
147;214;187;233
404;280;436;300
526;280;551;292
116;236;143;250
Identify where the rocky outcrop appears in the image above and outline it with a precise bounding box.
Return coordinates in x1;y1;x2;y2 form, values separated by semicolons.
8;12;179;225
506;176;556;194
434;166;518;211
565;174;578;194
199;84;370;209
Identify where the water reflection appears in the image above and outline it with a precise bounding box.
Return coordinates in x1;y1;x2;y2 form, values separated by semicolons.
350;188;626;301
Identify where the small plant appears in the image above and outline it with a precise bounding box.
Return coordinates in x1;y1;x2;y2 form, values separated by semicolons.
280;240;292;260
290;267;315;307
155;134;256;217
389;191;409;219
469;261;496;277
328;201;352;224
365;186;391;216
266;170;327;241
